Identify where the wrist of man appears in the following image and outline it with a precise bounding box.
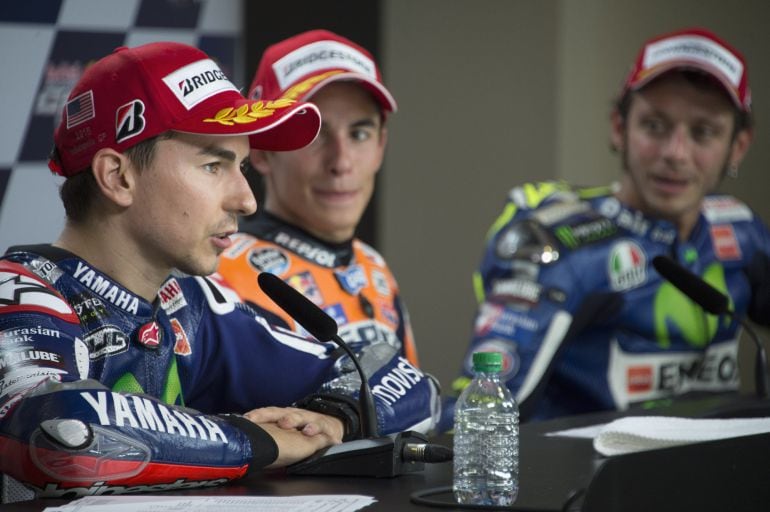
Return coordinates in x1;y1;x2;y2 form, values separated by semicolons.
219;413;278;471
294;393;362;441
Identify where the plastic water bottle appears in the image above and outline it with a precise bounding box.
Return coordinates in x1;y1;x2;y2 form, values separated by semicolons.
453;351;519;506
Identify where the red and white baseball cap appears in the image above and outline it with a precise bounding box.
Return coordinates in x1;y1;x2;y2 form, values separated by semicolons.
249;29;397;117
621;27;751;112
50;41;322;177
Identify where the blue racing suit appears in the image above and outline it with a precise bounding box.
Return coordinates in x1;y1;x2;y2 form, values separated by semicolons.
0;245;439;501
447;181;770;425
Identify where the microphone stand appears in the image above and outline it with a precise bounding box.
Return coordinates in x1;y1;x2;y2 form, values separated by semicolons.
257;272;451;477
329;333;379;438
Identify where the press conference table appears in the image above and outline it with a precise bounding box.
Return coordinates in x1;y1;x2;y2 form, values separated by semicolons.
4;393;770;512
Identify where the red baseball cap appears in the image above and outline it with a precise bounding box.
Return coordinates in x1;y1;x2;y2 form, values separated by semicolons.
50;42;322;177
621;27;751;112
249;29;397;118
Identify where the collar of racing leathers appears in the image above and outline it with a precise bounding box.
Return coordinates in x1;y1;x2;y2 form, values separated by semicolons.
238;211;355;268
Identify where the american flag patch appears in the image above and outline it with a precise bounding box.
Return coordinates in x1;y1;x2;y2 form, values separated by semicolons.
65;90;95;128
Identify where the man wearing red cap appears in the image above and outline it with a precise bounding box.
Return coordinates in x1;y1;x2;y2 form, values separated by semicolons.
447;28;770;425
0;42;439;501
217;30;421;368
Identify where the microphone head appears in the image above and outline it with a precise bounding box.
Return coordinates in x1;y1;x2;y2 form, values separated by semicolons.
257;272;338;341
651;255;730;315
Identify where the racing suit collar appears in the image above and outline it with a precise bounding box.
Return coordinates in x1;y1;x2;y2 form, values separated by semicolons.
239;211;355;268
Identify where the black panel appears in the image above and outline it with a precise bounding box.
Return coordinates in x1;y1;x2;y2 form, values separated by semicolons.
0;0;62;23
135;0;201;28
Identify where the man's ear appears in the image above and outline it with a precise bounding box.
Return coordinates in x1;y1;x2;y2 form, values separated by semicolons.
729;127;753;169
91;148;135;207
249;149;271;177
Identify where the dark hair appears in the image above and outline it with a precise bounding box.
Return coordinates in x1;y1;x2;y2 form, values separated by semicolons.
614;70;753;137
59;132;176;222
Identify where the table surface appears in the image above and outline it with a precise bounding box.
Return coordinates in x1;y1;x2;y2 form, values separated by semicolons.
3;392;769;512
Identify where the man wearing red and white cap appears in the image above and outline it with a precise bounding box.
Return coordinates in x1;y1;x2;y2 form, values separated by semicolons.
0;41;439;501
446;27;770;426
217;30;424;374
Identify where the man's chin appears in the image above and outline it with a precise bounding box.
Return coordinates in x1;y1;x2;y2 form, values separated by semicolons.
176;258;219;278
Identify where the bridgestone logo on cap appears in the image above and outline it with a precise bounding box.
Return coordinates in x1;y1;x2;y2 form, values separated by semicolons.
162;58;238;110
643;35;743;87
273;40;377;90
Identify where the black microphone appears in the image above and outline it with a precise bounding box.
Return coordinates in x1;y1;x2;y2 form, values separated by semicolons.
652;255;769;398
257;272;450;476
258;271;378;438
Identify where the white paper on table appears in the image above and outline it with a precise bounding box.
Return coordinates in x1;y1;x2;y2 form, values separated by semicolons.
43;494;377;512
545;422;607;439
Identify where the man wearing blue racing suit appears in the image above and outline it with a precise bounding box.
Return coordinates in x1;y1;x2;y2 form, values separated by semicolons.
448;27;770;424
0;42;439;502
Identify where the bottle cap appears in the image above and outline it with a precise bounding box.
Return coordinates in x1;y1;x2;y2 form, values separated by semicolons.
472;351;503;373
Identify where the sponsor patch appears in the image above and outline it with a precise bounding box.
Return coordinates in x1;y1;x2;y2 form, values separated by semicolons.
247;247;290;275
286;272;323;305
702;196;753;223
28;258;63;284
71;293;107;324
371;270;390;296
338;319;400;349
532;201;590;226
0;367;65;400
273;40;378;90
72;261;140;315
323;304;347;327
171;318;191;356
0;350;63;371
0;265;78;323
490;278;541;307
115;99;146;143
474;302;538;337
710;225;742;261
36;478;231;499
334;265;368;295
379;302;399;328
79;391;228;444
608;240;646;291
273;232;336;267
643;35;743;88
0;325;61;346
370;357;424;406
607;338;739;408
627;366;653;393
597;198;665;240
554;218;617;249
136;321;160;350
83;325;129;360
158;278;187;314
162;58;237;110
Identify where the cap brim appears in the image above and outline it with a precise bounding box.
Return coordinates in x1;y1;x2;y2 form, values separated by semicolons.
247;101;321;151
300;71;398;113
174;96;321;151
628;61;744;111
